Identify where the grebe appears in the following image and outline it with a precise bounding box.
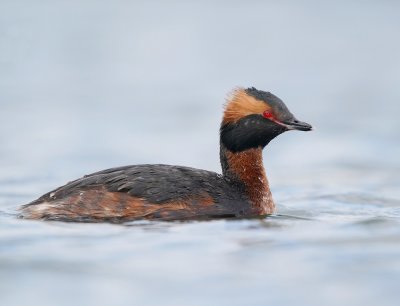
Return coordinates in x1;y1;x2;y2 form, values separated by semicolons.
20;87;312;222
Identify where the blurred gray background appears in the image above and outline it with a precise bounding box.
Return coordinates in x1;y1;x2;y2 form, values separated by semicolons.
1;0;399;183
1;1;400;306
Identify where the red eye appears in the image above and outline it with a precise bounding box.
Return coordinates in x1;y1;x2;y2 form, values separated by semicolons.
263;111;273;119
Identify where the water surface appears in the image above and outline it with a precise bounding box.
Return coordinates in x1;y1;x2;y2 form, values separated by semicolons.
1;1;400;306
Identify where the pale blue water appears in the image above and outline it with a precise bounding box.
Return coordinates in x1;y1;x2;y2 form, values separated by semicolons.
1;1;400;306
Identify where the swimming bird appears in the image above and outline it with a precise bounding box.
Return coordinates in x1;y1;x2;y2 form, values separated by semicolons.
19;87;312;222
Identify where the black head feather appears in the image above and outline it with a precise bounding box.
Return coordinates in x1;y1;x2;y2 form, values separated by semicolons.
245;87;294;122
220;114;286;152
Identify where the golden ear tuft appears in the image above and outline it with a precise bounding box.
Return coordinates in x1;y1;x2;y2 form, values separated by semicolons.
222;88;271;124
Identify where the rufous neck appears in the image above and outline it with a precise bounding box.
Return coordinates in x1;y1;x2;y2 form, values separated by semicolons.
220;145;275;214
